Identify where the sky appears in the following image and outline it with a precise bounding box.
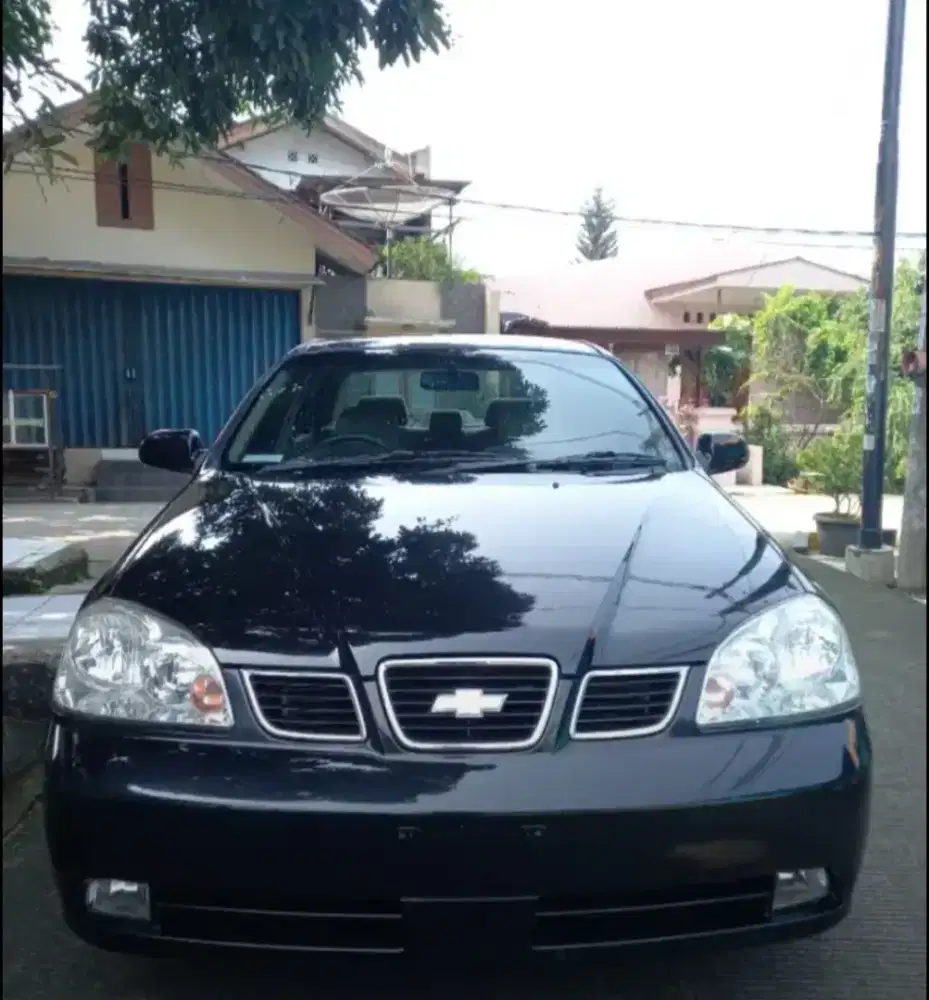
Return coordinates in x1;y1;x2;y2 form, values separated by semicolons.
36;0;929;277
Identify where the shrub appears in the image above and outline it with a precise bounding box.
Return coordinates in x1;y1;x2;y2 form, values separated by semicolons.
738;402;799;486
796;425;863;518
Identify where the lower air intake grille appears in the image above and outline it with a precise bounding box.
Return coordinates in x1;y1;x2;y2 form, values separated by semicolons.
570;667;687;739
533;876;775;949
378;658;558;751
244;670;365;742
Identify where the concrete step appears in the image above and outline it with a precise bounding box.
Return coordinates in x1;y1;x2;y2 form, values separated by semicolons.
93;461;188;487
93;485;182;503
2;485;89;503
91;459;190;503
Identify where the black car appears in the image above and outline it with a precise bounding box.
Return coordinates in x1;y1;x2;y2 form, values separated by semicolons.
44;334;870;959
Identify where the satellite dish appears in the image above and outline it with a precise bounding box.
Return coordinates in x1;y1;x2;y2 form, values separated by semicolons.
319;183;454;227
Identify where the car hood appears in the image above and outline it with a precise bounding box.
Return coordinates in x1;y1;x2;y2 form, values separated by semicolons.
101;469;805;672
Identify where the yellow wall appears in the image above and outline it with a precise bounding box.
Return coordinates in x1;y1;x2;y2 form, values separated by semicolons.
3;137;317;285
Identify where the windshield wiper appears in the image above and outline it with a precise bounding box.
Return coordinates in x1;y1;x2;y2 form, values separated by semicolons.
250;449;668;478
447;451;669;474
252;450;478;476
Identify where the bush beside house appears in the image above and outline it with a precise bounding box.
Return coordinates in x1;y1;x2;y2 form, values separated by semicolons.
706;256;926;493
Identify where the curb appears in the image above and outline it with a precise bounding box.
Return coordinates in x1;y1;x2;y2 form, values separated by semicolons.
772;531;816;554
3;759;44;838
2;719;47;835
2;643;64;722
3;542;90;597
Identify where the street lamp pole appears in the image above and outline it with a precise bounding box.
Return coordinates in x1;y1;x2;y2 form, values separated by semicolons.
860;0;908;550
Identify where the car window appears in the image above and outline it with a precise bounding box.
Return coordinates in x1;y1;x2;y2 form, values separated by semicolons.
223;347;686;470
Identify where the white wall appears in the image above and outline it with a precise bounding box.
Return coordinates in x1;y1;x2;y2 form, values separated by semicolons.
367;279;442;324
3;137;318;279
615;350;668;400
227;125;394;189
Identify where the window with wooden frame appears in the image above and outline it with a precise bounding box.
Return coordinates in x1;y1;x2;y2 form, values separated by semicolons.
94;142;155;230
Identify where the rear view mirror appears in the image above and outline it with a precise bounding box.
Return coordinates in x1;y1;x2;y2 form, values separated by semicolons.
696;432;749;476
138;428;205;475
420;369;480;392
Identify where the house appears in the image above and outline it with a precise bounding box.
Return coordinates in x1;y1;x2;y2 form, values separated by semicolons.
2;98;490;490
493;239;873;423
221;117;471;257
216;118;497;340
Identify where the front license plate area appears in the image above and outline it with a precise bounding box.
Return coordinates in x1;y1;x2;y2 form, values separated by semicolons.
396;819;541;896
403;897;537;958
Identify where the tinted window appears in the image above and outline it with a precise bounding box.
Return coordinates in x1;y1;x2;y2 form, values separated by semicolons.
224;347;685;471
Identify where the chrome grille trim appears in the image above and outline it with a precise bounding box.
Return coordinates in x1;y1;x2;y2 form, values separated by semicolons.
568;666;688;740
242;669;367;743
377;657;560;752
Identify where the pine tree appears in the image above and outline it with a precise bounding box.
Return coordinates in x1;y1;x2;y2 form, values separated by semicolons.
576;187;618;261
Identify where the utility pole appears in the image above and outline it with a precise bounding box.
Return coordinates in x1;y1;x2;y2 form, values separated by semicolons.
896;285;927;591
859;0;907;551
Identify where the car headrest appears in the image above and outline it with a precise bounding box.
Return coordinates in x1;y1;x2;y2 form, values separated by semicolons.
428;409;464;439
353;395;408;426
484;398;533;433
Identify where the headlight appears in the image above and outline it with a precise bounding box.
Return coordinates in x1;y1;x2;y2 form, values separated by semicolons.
696;594;860;727
53;598;233;727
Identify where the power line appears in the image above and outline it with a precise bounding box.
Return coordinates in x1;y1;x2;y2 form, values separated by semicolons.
10;160;928;253
192;148;929;240
45;129;929;241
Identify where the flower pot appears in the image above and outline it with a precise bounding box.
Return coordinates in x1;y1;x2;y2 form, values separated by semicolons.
813;513;860;558
813;514;898;558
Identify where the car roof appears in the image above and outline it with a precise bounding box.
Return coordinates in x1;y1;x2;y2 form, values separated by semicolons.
286;333;603;358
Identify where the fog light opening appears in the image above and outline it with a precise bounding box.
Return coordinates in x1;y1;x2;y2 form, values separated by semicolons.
772;868;829;911
85;879;151;921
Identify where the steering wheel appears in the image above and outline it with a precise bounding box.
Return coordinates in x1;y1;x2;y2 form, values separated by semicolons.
314;434;390;455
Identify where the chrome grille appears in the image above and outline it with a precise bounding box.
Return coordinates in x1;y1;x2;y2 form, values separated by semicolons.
243;670;366;742
377;657;559;751
569;667;687;739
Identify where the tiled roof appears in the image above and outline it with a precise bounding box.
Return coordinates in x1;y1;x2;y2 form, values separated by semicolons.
491;237;878;330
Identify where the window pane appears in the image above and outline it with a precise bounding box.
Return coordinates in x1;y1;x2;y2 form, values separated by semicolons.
12;394;45;420
14;423;47;445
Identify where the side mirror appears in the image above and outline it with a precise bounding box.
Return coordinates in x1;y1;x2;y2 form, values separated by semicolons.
696;431;749;476
138;428;205;475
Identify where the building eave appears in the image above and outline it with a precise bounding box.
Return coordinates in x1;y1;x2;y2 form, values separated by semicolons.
2;256;323;288
504;322;724;349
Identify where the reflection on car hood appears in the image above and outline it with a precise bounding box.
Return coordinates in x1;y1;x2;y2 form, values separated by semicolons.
99;470;807;671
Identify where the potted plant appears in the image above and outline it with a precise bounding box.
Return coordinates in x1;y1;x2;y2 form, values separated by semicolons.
797;427;873;558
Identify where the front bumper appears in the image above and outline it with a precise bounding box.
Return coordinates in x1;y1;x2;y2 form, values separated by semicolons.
44;712;871;957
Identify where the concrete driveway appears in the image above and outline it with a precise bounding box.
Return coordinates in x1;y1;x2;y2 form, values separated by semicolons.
2;557;924;1000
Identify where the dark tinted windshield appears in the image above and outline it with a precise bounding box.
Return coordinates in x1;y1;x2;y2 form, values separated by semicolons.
223;346;686;471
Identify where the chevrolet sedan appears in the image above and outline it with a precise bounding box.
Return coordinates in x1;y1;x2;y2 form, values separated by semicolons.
44;334;870;959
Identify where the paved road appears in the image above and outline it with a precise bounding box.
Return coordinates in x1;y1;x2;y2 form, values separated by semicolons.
3;558;925;1000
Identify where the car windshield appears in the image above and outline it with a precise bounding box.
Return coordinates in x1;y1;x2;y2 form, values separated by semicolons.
222;345;686;474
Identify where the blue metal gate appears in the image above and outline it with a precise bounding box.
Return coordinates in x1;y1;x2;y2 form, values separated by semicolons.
3;275;301;448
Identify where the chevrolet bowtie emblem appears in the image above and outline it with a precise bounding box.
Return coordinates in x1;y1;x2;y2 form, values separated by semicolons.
430;688;508;719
